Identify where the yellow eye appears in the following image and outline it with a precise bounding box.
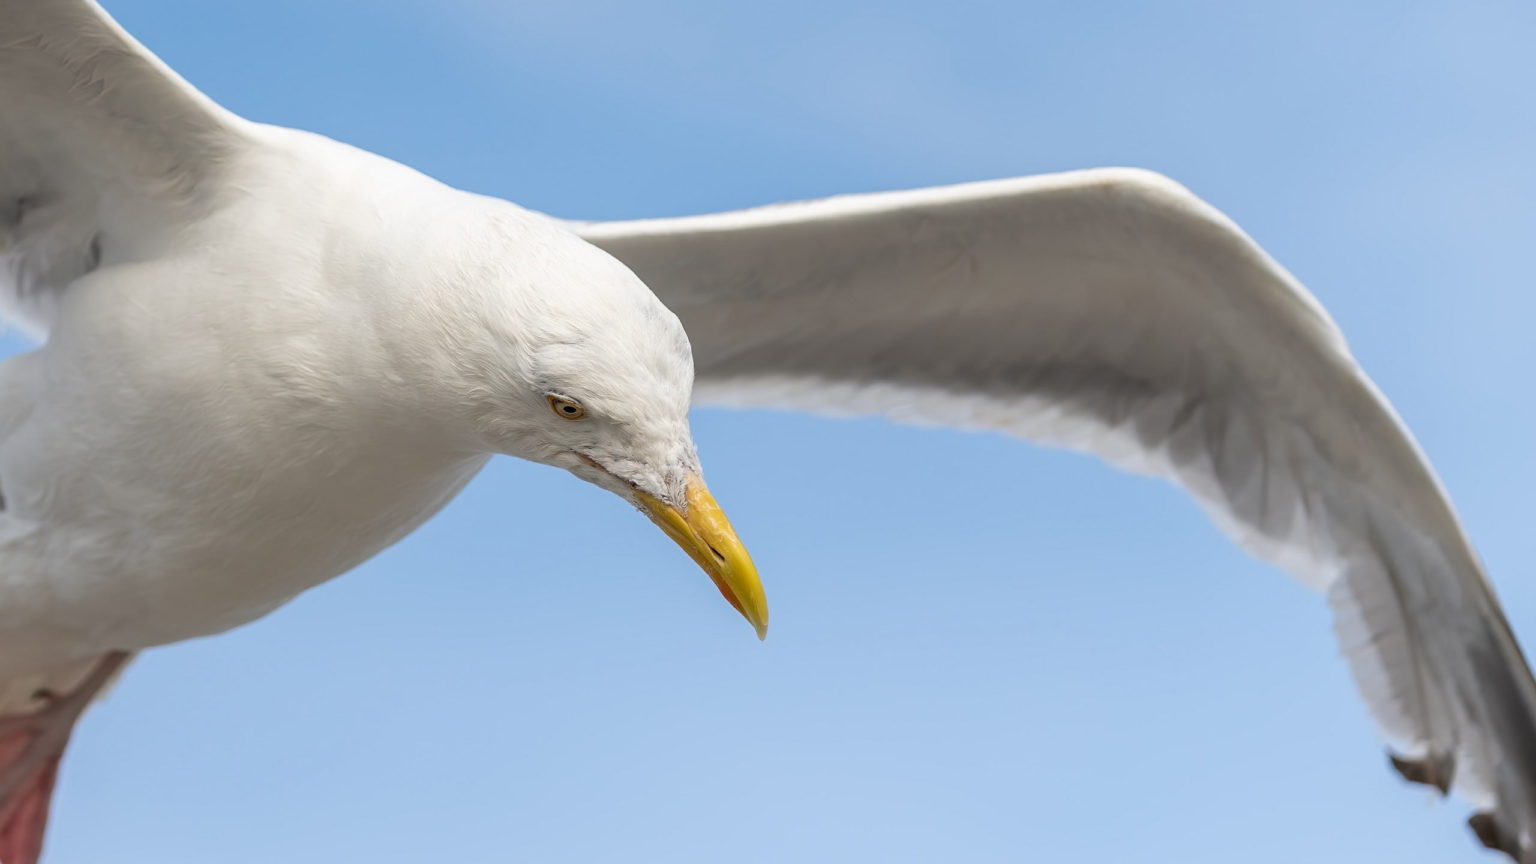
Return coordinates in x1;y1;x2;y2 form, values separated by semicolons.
546;394;588;420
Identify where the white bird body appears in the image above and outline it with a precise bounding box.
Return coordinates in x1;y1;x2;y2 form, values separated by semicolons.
0;126;492;668
0;1;1533;862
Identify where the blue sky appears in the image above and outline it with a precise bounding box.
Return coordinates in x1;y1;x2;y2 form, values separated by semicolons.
35;1;1536;861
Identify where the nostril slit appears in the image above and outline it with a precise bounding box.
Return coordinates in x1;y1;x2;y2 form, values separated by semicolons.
706;542;726;563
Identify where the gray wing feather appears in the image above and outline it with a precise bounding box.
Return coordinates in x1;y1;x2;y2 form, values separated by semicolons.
0;0;246;332
577;168;1536;860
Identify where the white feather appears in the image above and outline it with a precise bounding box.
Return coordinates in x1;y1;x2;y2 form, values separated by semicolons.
579;170;1536;859
3;0;1531;858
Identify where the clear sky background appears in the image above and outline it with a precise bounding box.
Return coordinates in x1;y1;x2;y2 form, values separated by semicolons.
32;1;1536;862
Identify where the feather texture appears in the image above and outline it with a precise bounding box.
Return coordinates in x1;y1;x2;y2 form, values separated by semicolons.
578;170;1536;859
0;0;245;332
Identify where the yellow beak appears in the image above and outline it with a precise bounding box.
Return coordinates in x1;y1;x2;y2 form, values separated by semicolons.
634;475;768;639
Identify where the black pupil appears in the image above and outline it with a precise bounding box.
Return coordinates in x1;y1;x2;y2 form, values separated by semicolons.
562;405;576;413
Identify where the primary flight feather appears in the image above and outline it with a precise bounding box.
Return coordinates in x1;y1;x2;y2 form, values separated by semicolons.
0;1;1531;861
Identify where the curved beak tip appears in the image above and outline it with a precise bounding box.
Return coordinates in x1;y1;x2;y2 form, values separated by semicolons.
635;475;768;641
741;606;769;641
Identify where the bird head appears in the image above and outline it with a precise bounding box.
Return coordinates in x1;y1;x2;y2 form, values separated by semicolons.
448;206;768;639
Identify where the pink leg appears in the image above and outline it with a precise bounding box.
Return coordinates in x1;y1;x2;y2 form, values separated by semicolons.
0;653;128;864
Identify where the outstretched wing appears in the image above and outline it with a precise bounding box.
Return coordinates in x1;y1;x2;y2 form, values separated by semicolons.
577;168;1536;861
0;0;247;334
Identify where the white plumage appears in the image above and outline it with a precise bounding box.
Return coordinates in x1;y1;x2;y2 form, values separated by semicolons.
579;177;1536;841
0;1;1531;862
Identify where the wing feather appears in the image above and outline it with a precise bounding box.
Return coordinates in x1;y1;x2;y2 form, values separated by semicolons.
0;0;247;332
577;168;1536;860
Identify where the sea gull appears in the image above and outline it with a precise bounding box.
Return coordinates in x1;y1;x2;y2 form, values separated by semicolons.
0;1;1532;862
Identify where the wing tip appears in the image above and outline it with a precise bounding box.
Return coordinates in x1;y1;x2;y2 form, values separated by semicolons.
1388;754;1534;862
1388;750;1454;795
1468;811;1532;863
